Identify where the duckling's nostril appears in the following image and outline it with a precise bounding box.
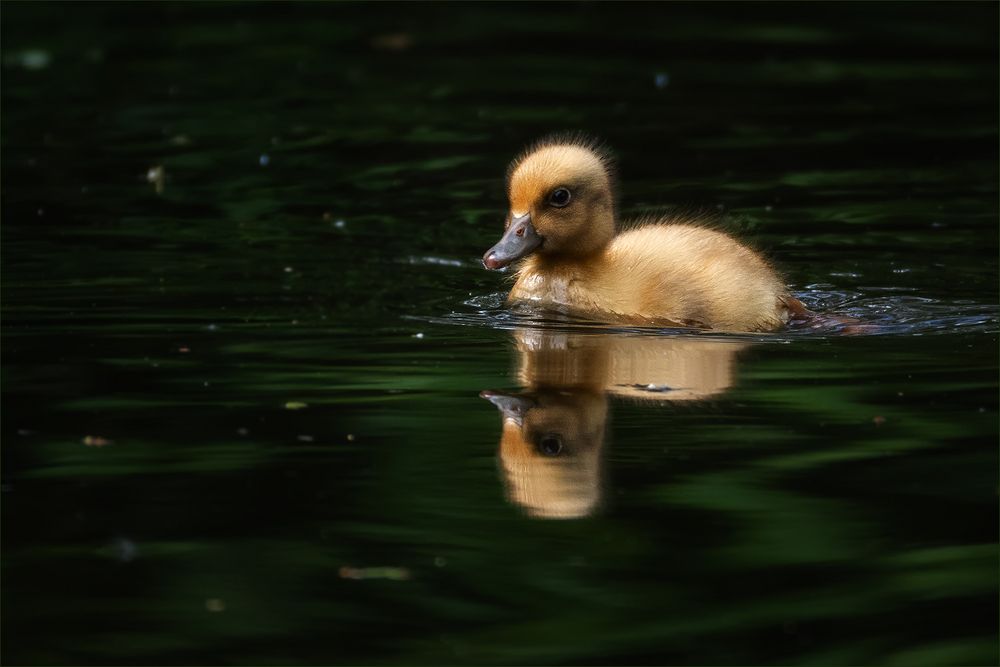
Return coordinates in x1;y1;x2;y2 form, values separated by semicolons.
515;227;524;237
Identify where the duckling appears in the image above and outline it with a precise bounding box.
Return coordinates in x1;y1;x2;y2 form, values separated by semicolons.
482;135;808;332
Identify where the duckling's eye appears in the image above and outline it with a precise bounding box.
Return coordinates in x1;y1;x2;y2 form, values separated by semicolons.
548;187;571;208
537;434;564;457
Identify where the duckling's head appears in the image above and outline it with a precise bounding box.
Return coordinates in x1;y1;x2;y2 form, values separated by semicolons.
480;388;607;519
483;136;616;270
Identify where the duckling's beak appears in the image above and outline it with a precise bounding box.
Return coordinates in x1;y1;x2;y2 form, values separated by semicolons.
483;213;542;270
480;390;535;424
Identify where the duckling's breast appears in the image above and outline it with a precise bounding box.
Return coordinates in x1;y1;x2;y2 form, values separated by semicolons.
511;271;573;306
510;255;658;323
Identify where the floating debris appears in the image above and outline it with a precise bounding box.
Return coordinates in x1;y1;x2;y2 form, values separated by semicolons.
178;346;190;353
338;565;411;581
236;427;249;436
413;332;424;339
371;32;414;52
82;435;113;447
873;416;887;426
5;49;51;71
285;401;308;410
654;72;670;89
624;383;675;393
146;165;165;194
297;435;315;443
346;433;355;442
205;598;226;612
259;154;270;167
95;537;137;562
109;537;138;563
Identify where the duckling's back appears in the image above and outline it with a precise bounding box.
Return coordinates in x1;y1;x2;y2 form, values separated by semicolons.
608;222;791;330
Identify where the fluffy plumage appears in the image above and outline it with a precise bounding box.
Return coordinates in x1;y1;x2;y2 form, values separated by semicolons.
489;136;805;332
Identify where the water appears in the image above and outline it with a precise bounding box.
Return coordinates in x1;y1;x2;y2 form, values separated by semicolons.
3;3;997;665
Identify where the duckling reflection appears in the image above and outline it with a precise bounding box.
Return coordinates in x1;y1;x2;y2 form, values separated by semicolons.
482;329;746;519
482;388;607;520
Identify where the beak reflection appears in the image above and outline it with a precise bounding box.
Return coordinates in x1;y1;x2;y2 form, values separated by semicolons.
479;390;535;425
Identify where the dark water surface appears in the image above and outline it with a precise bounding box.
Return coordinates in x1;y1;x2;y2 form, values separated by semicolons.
3;3;998;665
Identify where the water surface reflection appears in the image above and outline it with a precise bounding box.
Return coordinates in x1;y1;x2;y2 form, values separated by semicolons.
483;329;746;518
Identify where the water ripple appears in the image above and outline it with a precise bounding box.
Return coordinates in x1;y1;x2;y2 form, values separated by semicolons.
419;288;998;339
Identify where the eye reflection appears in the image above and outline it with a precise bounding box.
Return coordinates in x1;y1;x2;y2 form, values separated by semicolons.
482;329;747;519
537;434;563;457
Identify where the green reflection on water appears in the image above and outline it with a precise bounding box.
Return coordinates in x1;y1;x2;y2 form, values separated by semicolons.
3;1;997;665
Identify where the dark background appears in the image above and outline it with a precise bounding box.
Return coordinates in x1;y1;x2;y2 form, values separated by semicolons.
3;2;997;665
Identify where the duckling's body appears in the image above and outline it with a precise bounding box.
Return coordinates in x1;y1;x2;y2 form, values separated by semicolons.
483;137;805;332
512;223;792;330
